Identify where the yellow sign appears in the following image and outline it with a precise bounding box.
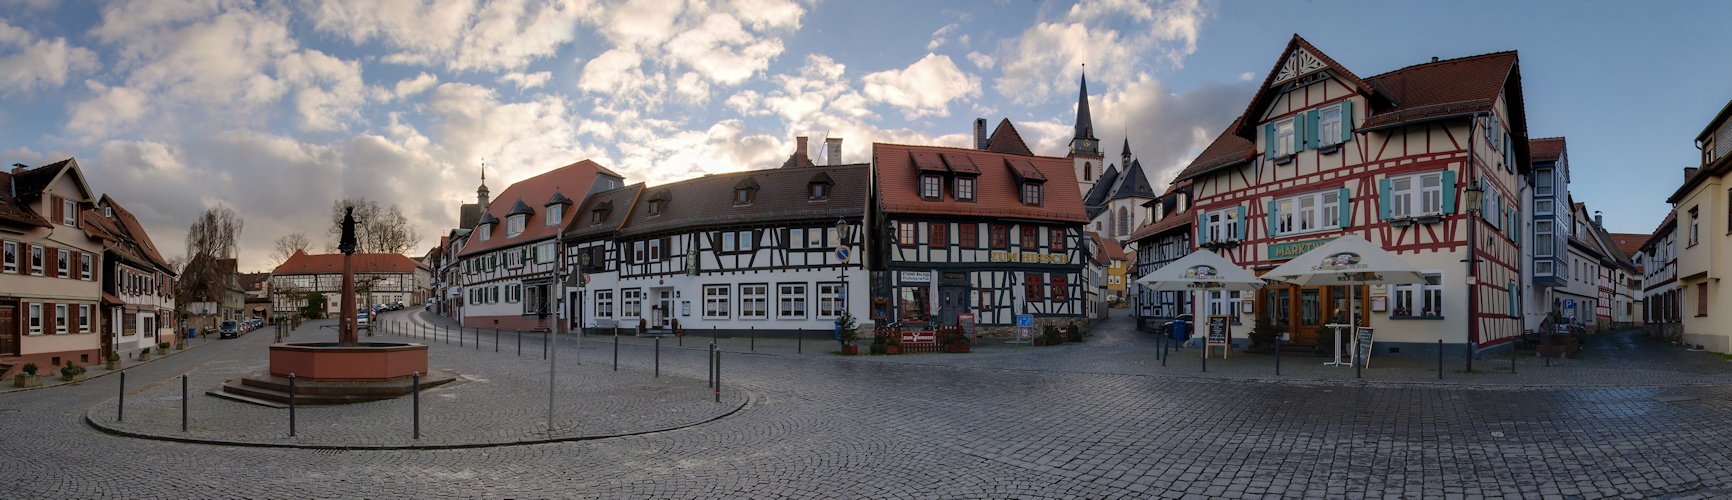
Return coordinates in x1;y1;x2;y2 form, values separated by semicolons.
989;251;1070;264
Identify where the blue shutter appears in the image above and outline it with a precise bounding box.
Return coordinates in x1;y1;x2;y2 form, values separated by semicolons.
1378;179;1392;220
1338;188;1352;228
1196;210;1207;242
1293;116;1306;152
1234;206;1247;240
1340;99;1355;143
1508;282;1518;317
1264;123;1277;158
1306;110;1320;150
1267;200;1280;237
1440;170;1457;214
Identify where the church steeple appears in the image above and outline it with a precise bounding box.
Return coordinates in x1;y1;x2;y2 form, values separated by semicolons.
1070;70;1100;156
477;160;491;212
1121;136;1132;166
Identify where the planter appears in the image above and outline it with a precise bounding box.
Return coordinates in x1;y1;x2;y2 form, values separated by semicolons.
176;342;186;350
155;347;167;355
12;374;42;388
840;345;858;355
943;343;970;353
1033;337;1047;346
106;360;121;371
138;351;152;362
886;344;903;355
869;343;887;355
60;373;83;383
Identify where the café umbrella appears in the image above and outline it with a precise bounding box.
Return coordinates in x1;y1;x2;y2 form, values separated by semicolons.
1137;249;1265;354
1261;234;1426;367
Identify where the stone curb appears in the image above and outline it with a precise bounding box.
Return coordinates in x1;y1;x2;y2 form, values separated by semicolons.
0;336;220;395
81;388;753;451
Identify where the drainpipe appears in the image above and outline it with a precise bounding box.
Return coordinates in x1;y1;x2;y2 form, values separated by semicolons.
1466;112;1482;356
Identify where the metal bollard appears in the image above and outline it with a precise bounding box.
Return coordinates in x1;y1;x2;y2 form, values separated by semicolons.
117;371;125;422
543;330;547;360
1439;339;1445;379
412;371;421;439
495;328;499;352
654;337;661;378
750;327;755;352
181;374;188;432
613;331;619;371
714;349;721;403
1544;332;1552;368
288;373;297;437
1275;337;1281;376
1511;339;1517;374
1201;344;1207;372
518;329;523;356
1466;343;1474;372
460;326;465;347
797;329;801;354
1159;333;1166;367
1356;350;1363;379
708;343;715;388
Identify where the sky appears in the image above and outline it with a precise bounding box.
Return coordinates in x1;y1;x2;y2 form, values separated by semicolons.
1;0;1727;272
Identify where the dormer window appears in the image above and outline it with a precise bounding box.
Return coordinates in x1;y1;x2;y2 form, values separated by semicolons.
479;224;492;242
920;175;941;200
732;178;759;206
955;176;976;202
1021;182;1043;206
62;199;76;225
545;205;563;226
808;183;828;201
649;200;665;216
590;210;605;225
507;215;526;237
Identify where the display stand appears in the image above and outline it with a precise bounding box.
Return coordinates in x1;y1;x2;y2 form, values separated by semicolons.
1323;323;1351;366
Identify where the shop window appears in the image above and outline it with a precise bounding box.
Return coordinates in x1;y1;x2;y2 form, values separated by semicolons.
899;286;930;322
703;285;729;319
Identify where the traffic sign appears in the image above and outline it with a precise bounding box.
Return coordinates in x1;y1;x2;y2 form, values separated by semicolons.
834;246;850;262
581;273;591;286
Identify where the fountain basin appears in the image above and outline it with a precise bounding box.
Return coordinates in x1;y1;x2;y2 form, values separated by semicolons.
268;342;428;381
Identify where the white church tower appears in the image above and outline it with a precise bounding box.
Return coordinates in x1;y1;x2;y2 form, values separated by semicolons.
1069;71;1103;196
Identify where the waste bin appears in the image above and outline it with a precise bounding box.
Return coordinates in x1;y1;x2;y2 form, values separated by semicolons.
1170;320;1188;342
187;327;197;339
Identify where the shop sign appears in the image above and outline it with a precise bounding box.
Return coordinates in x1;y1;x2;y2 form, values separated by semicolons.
989;251;1070;264
1267;237;1335;261
900;271;932;283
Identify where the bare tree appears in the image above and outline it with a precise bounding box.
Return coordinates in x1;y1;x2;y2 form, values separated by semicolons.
327;198;421;254
271;232;312;267
178;205;244;309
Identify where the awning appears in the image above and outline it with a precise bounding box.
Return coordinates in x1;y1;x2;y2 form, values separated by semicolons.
101;292;123;305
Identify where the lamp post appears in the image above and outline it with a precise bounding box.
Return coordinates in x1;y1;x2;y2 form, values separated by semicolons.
836;217;850;341
1462;179;1485;371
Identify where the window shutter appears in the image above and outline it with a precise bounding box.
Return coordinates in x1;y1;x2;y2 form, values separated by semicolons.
1338;188;1352;228
1264;123;1276;158
1234;206;1246;240
1195;211;1206;242
45;302;53;332
662;237;671;261
1378;179;1392;220
1306;110;1320;150
1293;116;1306;152
1440;170;1457;214
1266;200;1279;237
1340;99;1354;143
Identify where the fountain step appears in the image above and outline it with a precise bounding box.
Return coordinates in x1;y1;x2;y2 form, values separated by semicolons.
209;370;460;408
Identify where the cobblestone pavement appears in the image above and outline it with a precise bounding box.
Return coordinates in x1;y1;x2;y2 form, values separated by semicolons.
5;308;1732;498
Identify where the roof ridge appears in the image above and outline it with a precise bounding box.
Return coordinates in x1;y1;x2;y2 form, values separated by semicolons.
1367;50;1518;79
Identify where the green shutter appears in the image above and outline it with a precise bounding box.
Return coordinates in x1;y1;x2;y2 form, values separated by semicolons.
1267;200;1280;237
1264;123;1277;158
1293;116;1306;152
1340;99;1354;143
1440;170;1457;214
1513;208;1521;244
1338;188;1352;228
1378;178;1392;220
1508;282;1518;317
1306;110;1320;150
1234;206;1246;240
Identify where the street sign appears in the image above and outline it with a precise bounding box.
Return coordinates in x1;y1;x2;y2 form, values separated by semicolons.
1016;314;1034;328
1563;299;1575;309
834;246;850;262
581;273;591;286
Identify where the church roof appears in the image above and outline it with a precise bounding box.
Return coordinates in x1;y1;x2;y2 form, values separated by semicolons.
1110;159;1157;201
1073;73;1096;141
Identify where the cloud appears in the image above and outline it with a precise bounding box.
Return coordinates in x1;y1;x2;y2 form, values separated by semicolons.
66;81;152;139
276;49;368;131
307;0;592;72
966;51;994;69
927;22;959;51
578;0;805;107
862;53;981;119
0;19;99;94
992;0;1212;105
496;71;550;91
388;72;440;100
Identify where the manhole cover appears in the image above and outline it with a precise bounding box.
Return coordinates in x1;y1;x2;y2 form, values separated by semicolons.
1655;396;1697;403
0;408;17;414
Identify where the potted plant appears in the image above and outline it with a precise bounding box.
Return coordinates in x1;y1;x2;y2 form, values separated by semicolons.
1247;316;1281;353
941;329;970;353
1043;325;1064;345
105;353;121;371
138;348;151;362
59;361;85;382
176;338;187;350
156;342;169;355
885;331;903;355
836;310;859;355
1066;321;1084;342
12;363;41;388
870;328;889;355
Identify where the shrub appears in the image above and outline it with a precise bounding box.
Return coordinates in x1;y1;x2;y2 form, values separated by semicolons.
60;361;84;378
940;329;968;345
157;342;170;350
20;363;38;375
108;353;120;362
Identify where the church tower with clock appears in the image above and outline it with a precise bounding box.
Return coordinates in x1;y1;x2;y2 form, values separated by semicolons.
1070;72;1104;196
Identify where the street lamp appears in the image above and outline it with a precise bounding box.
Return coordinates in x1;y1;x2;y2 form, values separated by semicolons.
836;217;850;328
1462;178;1484;371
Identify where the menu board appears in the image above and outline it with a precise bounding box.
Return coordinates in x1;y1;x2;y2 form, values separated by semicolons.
1352;328;1375;368
1206;315;1230;346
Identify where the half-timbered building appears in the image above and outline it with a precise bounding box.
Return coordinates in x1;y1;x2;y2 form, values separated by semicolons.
0;159;107;377
82;196;177;356
560;182;643;333
1172;35;1532;357
869;123;1089;334
1128;182;1194;331
590;144;869;337
455;160;623;330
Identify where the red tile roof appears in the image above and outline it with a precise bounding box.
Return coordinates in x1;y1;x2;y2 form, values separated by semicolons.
875;141;1087;223
1231;35;1380;139
1091;231;1127;261
459;159;617;257
1127;206;1193;243
983;118;1034;157
272;249;423;275
1174;119;1255;181
0;168;54;229
1607;233;1649;262
102;196;170;269
1530;137;1565;162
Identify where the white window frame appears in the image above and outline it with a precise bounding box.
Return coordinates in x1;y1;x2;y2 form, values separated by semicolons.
739;231;754;251
621;288;642;318
55;304;67;333
1389;172;1444;218
1274;191;1341;236
545;205;562;226
703;285;729;319
479;226;491;242
817;283;844;319
29;245;43;276
790;228;806;250
1534;169;1554;197
2;241;14;273
648;239;661;261
1391;272;1445;318
79;305;91;332
1534;221;1555;258
28;303;41;334
722;232;736;252
594;290;614;318
63;199;76;225
1022;183;1042;206
956;177;975;202
739;284;768;319
538;242;555;264
777;283;807;319
1204;208;1238;243
507;215;526;237
1275;118;1296;155
1206;290;1241;325
921;175;941;199
80;252;92;280
1318;105;1343;146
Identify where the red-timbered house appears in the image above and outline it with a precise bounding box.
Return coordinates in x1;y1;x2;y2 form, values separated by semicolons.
1174;35;1532;357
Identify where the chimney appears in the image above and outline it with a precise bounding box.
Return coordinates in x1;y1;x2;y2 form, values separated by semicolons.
795;136;809;163
1686;167;1700;183
1594;211;1603;229
974;118;988;150
1431;56;1439;63
10;163;25;175
825;138;843;166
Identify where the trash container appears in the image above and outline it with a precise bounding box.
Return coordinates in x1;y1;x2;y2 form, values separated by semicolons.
1171;320;1188;342
187;327;197;339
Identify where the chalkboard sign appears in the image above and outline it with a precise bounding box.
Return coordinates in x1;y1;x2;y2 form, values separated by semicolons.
1352;327;1375;368
1206;315;1230;345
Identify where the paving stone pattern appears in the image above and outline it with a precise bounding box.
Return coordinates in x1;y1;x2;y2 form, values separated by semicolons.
4;308;1732;497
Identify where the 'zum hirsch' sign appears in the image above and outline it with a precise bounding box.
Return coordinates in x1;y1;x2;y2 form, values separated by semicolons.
989;251;1070;264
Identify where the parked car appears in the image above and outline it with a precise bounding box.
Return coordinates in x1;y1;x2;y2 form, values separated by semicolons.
357;310;370;326
425;299;434;311
219;320;241;339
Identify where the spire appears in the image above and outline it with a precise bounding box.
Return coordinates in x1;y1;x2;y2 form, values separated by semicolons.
1121;135;1132;163
1069;67;1101;157
477;159;491;211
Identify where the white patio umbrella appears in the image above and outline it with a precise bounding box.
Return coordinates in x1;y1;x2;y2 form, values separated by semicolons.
1137;249;1264;353
1262;234;1426;367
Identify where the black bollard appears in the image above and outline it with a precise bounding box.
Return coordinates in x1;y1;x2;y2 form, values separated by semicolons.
655;337;661;378
1466;342;1474;372
495;328;499;352
613;331;619;371
412;371;421;440
1438;339;1444;379
708;342;715;388
180;374;188;432
1201;345;1207;373
1160;333;1166;367
460;326;465;347
714;349;721;403
1275;337;1282;376
751;327;755;352
117;371;125;422
543;330;548;360
797;329;802;354
1356;349;1362;379
518;329;523;356
1511;339;1517;374
475;327;480;351
1544;332;1551;368
288;373;297;437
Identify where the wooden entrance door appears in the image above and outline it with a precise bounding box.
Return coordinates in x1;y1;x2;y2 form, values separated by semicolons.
1261;285;1366;345
938;286;968;327
0;303;14;356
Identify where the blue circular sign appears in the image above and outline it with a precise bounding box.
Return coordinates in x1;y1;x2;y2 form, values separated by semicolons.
834;246;850;262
